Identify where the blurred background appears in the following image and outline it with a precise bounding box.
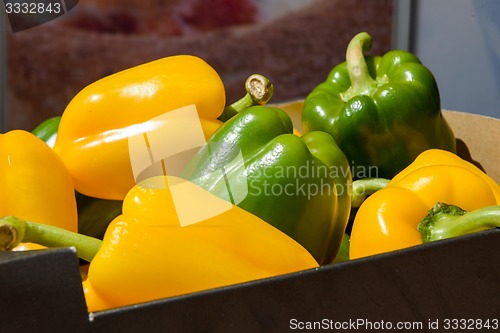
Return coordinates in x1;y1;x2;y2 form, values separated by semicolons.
407;0;500;120
1;0;499;133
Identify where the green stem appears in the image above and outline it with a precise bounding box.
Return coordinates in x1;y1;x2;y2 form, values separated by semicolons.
218;74;274;122
341;32;377;102
351;178;390;208
0;216;102;262
421;205;500;242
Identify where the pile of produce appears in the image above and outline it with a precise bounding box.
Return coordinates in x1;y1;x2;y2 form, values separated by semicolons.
1;32;499;312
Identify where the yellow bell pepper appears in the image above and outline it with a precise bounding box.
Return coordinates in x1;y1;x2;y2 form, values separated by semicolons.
82;175;318;311
53;55;227;200
350;149;500;259
0;174;318;312
0;130;77;233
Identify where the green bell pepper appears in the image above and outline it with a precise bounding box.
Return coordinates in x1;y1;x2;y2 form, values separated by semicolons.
301;32;456;179
32;116;122;239
181;105;352;264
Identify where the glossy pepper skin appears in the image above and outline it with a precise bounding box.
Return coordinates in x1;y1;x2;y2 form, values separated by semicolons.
32;116;122;239
181;105;352;265
82;175;318;312
349;149;500;259
0;130;78;233
302;32;456;179
53;55;226;200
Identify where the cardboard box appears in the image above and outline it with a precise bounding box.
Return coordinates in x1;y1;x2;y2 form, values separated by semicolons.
1;105;499;332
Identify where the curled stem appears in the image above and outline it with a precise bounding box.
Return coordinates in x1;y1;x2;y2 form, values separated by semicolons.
218;74;274;122
341;32;377;102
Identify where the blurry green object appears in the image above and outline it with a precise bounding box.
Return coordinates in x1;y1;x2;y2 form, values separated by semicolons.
332;233;350;264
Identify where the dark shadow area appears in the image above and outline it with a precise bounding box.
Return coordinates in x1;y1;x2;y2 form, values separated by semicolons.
454;138;486;173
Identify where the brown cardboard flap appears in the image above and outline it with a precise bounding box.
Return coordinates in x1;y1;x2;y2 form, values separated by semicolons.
442;110;500;183
274;100;500;183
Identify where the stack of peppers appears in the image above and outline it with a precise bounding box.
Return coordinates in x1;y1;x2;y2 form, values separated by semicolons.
1;55;332;312
2;33;500;313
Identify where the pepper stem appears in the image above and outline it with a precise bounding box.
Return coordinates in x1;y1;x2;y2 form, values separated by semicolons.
0;216;102;263
419;203;500;243
341;32;378;102
351;178;390;208
218;74;274;122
